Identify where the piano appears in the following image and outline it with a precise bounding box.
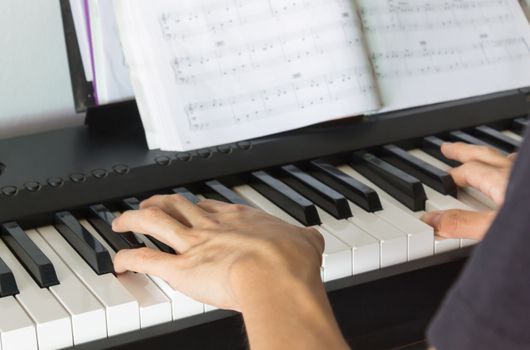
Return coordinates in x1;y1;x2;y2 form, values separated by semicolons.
0;2;527;349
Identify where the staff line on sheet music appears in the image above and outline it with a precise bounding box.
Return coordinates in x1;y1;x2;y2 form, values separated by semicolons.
184;67;375;131
359;0;509;16
372;37;530;79
159;0;353;40
361;13;513;33
169;21;362;84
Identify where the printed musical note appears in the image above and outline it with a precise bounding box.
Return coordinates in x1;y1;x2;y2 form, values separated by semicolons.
151;0;379;134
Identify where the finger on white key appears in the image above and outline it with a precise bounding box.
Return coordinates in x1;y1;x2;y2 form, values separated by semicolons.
410;150;496;210
0;297;37;350
36;226;140;337
26;230;106;345
338;165;434;260
0;240;72;350
81;220;172;328
113;212;206;319
315;207;379;275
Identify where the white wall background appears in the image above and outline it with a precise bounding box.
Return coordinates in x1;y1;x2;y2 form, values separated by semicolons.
0;0;84;140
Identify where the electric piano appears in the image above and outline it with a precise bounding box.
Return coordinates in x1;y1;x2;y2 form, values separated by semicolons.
0;1;528;349
0;89;528;350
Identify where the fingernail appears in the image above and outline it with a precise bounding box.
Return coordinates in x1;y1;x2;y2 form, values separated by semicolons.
422;212;442;229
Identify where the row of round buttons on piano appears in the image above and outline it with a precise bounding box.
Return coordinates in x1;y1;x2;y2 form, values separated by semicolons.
0;142;253;197
0;166;130;196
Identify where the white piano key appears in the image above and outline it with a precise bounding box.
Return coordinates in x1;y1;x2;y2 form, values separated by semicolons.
345;202;408;268
25;229;107;345
80;220;172;328
314;208;380;274
409;149;496;210
233;185;352;281
111;211;206;319
435;238;461;254
502;130;523;143
37;226;140;337
0;239;72;350
0;297;37;350
337;166;435;260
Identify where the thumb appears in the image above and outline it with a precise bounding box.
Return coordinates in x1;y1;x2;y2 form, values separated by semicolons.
422;210;496;241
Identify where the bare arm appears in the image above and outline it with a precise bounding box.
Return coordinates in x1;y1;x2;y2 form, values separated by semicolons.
112;196;349;350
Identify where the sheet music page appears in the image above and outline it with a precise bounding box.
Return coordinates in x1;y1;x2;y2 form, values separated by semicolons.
114;0;380;151
69;0;93;82
357;0;530;112
89;0;134;104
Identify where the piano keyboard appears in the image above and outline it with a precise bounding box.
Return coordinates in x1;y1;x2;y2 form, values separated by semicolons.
0;120;525;350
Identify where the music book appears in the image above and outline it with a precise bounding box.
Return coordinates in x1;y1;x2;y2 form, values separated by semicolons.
113;0;530;151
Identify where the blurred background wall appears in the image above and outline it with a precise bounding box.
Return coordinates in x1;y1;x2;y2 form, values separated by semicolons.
0;0;83;140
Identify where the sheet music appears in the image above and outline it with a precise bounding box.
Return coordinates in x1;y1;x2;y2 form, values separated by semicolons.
115;0;380;150
89;0;133;104
69;0;93;82
357;0;530;111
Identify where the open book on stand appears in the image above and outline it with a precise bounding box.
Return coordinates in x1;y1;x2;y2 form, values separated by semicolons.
113;0;530;151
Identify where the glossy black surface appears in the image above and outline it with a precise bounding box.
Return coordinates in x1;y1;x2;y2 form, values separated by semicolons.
474;125;521;153
203;181;249;206
0;222;59;288
309;160;382;212
250;171;320;226
121;199;175;254
513;117;528;134
279;164;352;219
55;211;114;275
309;159;383;213
448;131;505;154
0;256;19;297
421;136;461;168
380;145;458;197
88;205;145;251
173;188;201;205
350;151;427;212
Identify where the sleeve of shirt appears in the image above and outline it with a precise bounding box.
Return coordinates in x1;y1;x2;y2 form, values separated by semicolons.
427;126;530;350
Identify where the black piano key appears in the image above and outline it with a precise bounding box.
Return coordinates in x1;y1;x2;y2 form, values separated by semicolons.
88;205;145;251
310;160;383;213
172;188;201;205
122;197;141;211
122;198;175;255
448;130;493;147
250;171;321;226
381;144;458;198
421;136;461;168
0;222;59;288
309;160;382;213
54;211;114;275
0;256;19;297
350;151;427;212
203;180;250;206
474;125;521;153
512;117;528;135
279;165;352;219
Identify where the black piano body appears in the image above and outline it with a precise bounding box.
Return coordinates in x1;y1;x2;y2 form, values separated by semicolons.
0;87;528;349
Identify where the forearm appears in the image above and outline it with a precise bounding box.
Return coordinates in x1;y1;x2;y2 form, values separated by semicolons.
235;262;349;350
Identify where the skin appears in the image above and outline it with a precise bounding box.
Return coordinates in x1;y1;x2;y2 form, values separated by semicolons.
422;142;515;241
113;196;349;350
112;143;513;349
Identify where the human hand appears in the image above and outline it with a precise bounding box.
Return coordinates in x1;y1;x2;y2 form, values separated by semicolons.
112;195;325;311
422;142;515;240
